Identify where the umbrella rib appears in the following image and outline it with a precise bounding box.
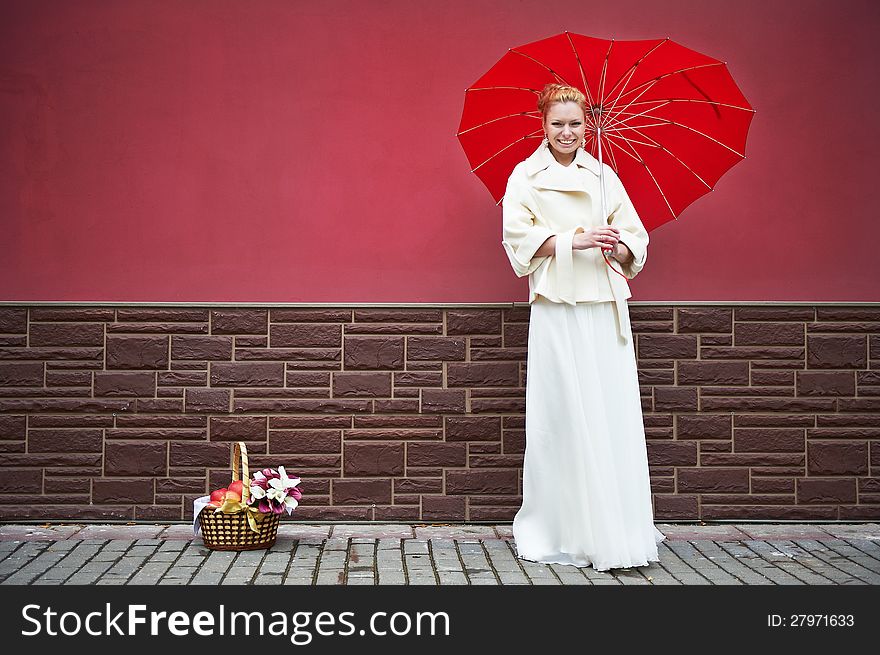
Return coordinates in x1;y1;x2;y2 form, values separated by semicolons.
607;129;713;190
610;113;747;158
467;85;543;94
597;39;614;108
613;136;678;222
456;111;541;136
470;129;545;173
602;39;669;117
509;49;571;86
613;62;726;105
565;32;596;110
625;97;755;113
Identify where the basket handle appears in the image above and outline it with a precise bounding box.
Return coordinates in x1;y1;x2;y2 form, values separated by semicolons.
232;441;250;504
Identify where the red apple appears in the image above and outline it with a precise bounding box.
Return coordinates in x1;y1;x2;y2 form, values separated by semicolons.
228;480;244;496
224;490;241;503
210;488;227;503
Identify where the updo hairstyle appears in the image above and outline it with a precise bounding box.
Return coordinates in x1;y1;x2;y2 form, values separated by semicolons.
537;83;589;119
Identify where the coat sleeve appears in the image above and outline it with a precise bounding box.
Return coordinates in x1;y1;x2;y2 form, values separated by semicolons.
500;170;554;277
605;167;649;278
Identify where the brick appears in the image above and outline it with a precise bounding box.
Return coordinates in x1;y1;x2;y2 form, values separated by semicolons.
700;453;803;467
394;371;442;387
344;337;404;369
92;479;153;504
158;371;206;386
471;348;526;361
270;323;341;348
653;494;698;519
796;371;856;396
503;323;529;348
333;372;391;398
0;469;41;492
105;442;167;476
446;416;501;442
446;310;502;335
0;362;43;386
701;346;804;360
646;441;697;466
0;308;27;332
807;442;868;475
28;428;103;452
733;428;805;453
171;335;233;360
735;414;815;427
677;414;731;440
210;310;268;334
185;388;230;413
654;386;698;411
105;335;168;369
344;443;404;476
0;415;26;439
751;371;794;386
29;323;104;347
447;363;519;387
816;307;880;321
272;309;352;323
470;398;525;413
115;308;207;322
406;336;466;361
751;477;794;493
354;309;443;323
422;495;466;520
797;478;857;504
284;372;331;387
445;470;517;494
807;335;867;369
333;479;392;504
503;306;532;322
639;369;675;385
676;308;732;333
701;397;835;412
638;334;697;359
503;430;525;454
407;443;467;467
373;399;420;413
269;429;341;453
395;478;442;494
735;307;815;321
421;389;466;414
210;362;284;387
236;348;339;364
678;361;749;385
170;442;231;467
677;468;749;493
701;335;732;345
734;322;804;346
233;398;371;413
94;372;155;397
210;416;267;441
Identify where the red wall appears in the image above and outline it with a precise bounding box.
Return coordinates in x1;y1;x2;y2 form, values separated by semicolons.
2;0;878;302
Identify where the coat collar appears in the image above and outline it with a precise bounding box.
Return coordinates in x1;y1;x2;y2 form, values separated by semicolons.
524;140;601;177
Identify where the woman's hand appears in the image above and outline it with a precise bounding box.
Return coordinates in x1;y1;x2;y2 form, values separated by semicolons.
572;226;620;254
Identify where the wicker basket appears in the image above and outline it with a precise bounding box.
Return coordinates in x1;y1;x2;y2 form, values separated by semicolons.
198;442;281;551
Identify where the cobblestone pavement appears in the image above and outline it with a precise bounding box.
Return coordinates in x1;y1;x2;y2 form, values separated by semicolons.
1;522;878;586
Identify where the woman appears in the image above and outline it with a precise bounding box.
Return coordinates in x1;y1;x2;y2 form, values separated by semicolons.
504;83;665;571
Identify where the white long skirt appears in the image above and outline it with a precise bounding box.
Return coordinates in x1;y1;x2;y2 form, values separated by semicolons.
512;297;665;571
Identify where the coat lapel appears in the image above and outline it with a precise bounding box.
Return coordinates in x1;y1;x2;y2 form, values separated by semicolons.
524;142;601;193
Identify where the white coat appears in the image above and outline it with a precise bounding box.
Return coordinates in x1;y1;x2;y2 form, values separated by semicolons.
501;141;650;343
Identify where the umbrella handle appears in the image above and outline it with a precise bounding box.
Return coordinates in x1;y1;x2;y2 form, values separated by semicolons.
596;126;631;281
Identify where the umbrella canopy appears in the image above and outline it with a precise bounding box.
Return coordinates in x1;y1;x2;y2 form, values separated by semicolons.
457;32;754;232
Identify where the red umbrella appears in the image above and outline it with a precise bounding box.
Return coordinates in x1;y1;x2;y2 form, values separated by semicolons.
457;32;754;232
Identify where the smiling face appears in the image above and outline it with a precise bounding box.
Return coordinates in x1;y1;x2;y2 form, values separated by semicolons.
543;101;586;163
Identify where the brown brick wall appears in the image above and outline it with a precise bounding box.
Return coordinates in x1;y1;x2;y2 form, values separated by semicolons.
0;304;878;522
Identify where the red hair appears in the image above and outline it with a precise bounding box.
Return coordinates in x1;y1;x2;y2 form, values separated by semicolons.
537;83;588;118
